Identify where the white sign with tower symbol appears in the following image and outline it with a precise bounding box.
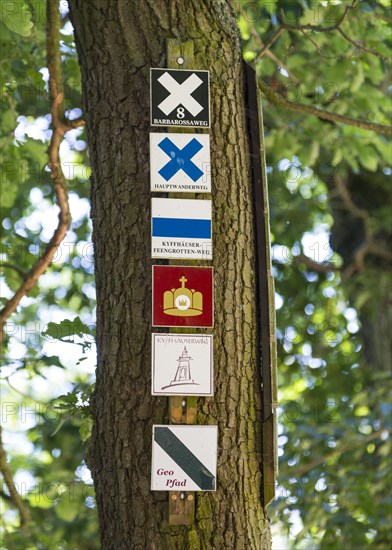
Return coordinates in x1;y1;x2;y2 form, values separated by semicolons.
151;334;213;396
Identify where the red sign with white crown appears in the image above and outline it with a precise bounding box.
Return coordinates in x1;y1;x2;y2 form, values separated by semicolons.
152;265;213;328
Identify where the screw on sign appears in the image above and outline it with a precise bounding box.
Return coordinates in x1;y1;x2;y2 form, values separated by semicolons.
150;68;210;127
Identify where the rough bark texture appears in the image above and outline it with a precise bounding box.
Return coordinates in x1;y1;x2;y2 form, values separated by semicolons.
68;1;271;548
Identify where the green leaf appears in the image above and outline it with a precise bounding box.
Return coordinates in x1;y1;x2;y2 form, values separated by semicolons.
39;355;65;368
243;50;255;61
360;150;378;172
1;110;17;133
299;9;316;26
50;417;67;437
43;317;93;341
332;148;343;166
0;1;33;37
56;494;79;522
351;64;364;93
80;417;93;443
0;175;19;208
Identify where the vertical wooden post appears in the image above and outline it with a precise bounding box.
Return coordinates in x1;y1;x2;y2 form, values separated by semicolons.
166;38;197;526
244;62;278;507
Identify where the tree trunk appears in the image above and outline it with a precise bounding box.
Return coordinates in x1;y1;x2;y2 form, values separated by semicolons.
69;1;271;548
328;167;392;415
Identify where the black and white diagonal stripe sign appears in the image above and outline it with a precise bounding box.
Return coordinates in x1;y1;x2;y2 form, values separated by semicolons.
150;68;210;128
151;425;217;491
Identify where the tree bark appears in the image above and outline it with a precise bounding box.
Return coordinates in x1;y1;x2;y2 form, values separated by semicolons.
69;1;271;548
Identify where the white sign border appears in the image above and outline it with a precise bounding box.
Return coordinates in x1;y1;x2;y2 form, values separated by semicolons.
151;197;213;260
150;133;211;194
151;333;213;396
151;424;218;492
150;68;211;129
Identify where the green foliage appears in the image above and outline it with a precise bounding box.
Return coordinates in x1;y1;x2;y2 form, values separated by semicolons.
0;1;34;37
0;3;97;548
238;0;391;547
51;381;94;442
43;317;94;341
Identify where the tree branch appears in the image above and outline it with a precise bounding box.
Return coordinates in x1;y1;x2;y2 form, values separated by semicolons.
0;0;71;347
337;28;392;63
280;1;357;32
332;175;369;231
295;428;387;477
256;27;283;60
332;175;392;278
295;253;341;274
259;79;392;137
374;13;392;23
280;1;390;64
0;426;31;530
237;4;300;83
300;29;350;61
63;116;85;131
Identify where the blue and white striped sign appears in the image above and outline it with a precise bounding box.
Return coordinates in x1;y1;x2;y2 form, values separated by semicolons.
151;198;212;259
150;133;211;193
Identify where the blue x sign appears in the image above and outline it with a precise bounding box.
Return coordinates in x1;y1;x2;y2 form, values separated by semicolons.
150;133;211;193
158;137;204;182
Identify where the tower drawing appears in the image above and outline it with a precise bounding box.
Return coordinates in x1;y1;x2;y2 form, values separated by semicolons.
161;346;199;389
